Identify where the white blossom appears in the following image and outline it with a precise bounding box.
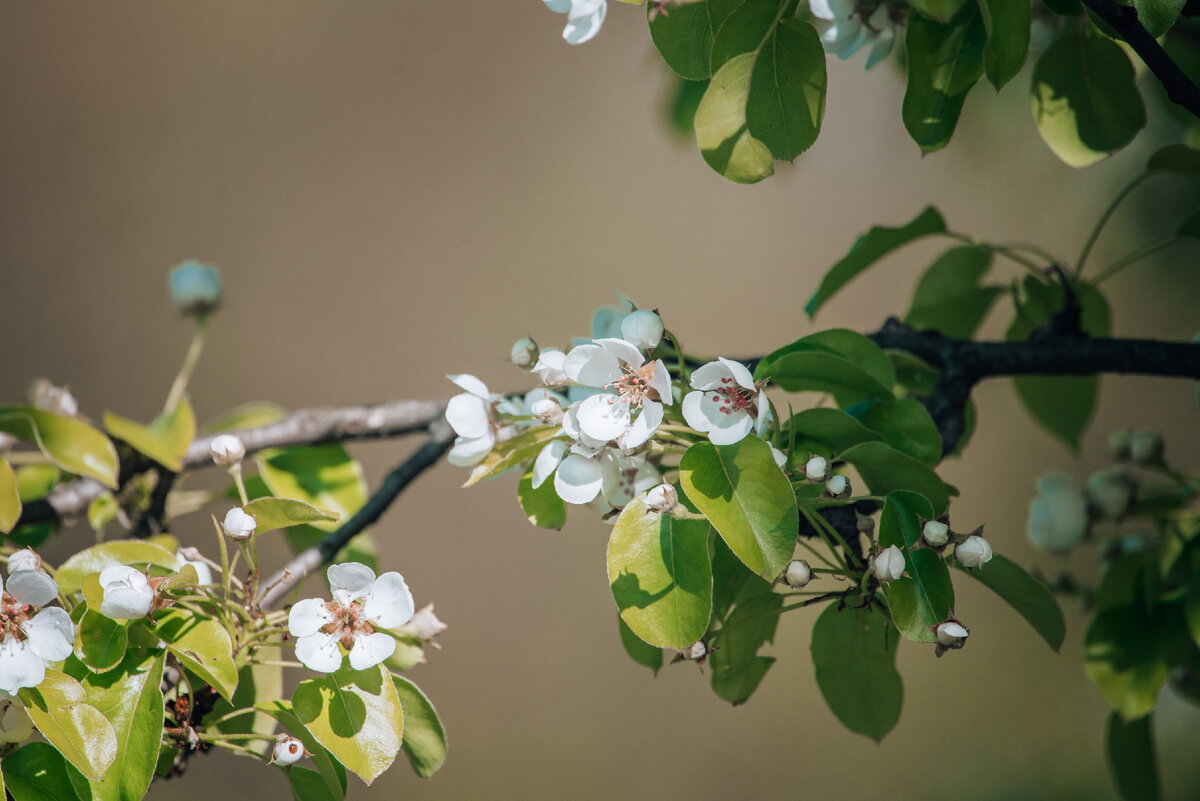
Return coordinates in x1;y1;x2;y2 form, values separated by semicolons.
873;545;906;582
531;397;564;426
288;563;415;673
177;547;214;586
30;379;78;417
223;507;257;541
0;569;73;694
804;455;830;483
532;349;570;387
564;338;672;449
0;691;33;743
783;559;812;588
271;736;306;766
620;310;664;350
209;434;246;466
1027;474;1088;553
955;535;993;569
532;438;619;505
826;474;851;499
645;483;679;514
810;0;895;68
98;564;155;619
445;374;501;467
511;338;539;369
922;520;950;548
544;0;607;45
682;358;769;446
6;549;42;575
935;620;969;649
399;603;448;643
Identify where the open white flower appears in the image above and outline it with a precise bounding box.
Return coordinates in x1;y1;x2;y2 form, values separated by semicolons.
7;549;41;575
0;569;73;694
810;0;895;68
682;358;769;446
532;349;570;387
0;691;33;743
563;338;672;449
99;564;156;619
288;563;415;673
544;0;607;45
445;374;501;467
532;438;620;505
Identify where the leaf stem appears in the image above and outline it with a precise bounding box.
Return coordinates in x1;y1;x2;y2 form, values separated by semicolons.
163;317;208;416
1076;173;1147;276
1092;236;1179;284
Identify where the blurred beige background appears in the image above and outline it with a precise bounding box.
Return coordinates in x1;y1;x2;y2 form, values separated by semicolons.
2;2;1199;799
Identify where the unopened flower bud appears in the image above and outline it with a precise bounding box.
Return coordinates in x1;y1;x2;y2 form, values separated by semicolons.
873;545;905;582
804;455;830;482
783;559;812;588
98;564;155;619
620;310;664;350
1027;473;1087;552
30;379;78;417
683;640;708;661
922;520;949;548
271;736;305;766
403;603;448;642
6;548;41;574
825;474;851;499
209;434;246;466
0;692;34;744
955;535;993;569
935;620;969;648
510;338;539;369
645;483;678;514
531;397;564;426
169;260;222;317
1129;430;1163;466
1107;429;1132;462
222;507;256;541
1087;470;1135;520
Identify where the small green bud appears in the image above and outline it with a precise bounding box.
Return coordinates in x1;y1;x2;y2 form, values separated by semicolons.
169;261;222;317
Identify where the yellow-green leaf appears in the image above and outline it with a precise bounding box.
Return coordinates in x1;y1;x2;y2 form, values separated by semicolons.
104;398;196;472
0;458;20;533
0;406;118;488
19;670;118;780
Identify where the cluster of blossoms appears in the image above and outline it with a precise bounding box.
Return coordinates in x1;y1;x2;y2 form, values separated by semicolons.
0;549;73;694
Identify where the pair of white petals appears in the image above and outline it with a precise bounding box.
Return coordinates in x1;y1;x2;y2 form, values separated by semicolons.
544;0;607;45
446;374;499;467
288;563;415;673
681;358;770;446
563;338;672;449
810;0;895;68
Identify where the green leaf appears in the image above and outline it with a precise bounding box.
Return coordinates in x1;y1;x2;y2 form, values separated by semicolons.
956;554;1065;650
15;463;60;502
695;52;775;184
242;496;338;533
1006;276;1110;452
200;400;287;434
2;743;87;801
154;609;239;701
608;495;713;649
463;426;562;487
756;330;895;405
1135;0;1185;37
878;491;954;642
902;3;987;153
1106;711;1161;801
391;676;448;779
710;583;781;705
911;0;968;22
55;540;180;596
746;19;826;161
286;767;342;801
709;0;778;70
103;398;196;472
0;458;20;534
804;206;946;318
649;0;718;80
678;437;798;579
1031;27;1146;168
76;610;129;673
811;604;903;742
1146;143;1200;178
903;246;1001;339
87;493;118;535
257;444;366;532
978;0;1030;89
839;442;949;515
666;78;709;138
618;614;664;674
258;702;347;801
759;329;895;389
19;670;117;781
1085;605;1172;721
850;398;943;467
1188;577;1200;649
786;408;883;454
74;652;165;801
518;465;567;530
292;665;403;785
0;407;119;489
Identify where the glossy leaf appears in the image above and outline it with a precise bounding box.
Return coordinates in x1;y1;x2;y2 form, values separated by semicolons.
518;465;567;530
851;398;943;467
257;444;365;531
786;408;882;454
758;329;895;392
709;0;778;70
0;458;19;533
804;206;946;317
15;462;60;501
648;0;718;80
903;246;1001;339
391;675;448;779
19;670;117;781
154;609;239;701
292;665;404;785
463;426;562;487
243;496;337;533
902;4;987;153
201;400;287;433
1085;605;1172;721
878;491;954;642
839;442;949;515
1135;0;1185;37
1146;143;1200;178
56;540;180;596
746;18;826;162
103;398;196;472
618;614;664;674
666;78;709;137
710;581;781;705
911;0;968;22
2;743;83;801
956;554;1065;651
695;53;775;183
608;495;713;649
206;645;284;743
258;702;348;801
0;406;118;489
1031;27;1145;168
1106;711;1161;801
978;0;1030;89
76;610;129;673
812;604;903;742
679;437;798;579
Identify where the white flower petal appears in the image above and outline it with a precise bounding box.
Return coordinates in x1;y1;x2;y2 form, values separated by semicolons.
0;693;33;743
576;394;631;442
295;632;344;673
644;360;672;406
595;338;644;369
533;349;569;387
0;639;44;694
447;431;496;467
809;0;836;20
362;572;415;629
100;586;153;619
622;400;662;450
99;564;145;589
688;360;733;391
6;571;58;607
445;393;491;439
24;607;74;662
681;391;714;433
707;414;754;446
563;0;606;44
348;632;396;671
446;374;490;399
864;24;895;69
327;562;376;607
289;598;336;637
533;440;569;488
554;454;605;504
563;344;622;387
718;357;756;391
544;0;572;12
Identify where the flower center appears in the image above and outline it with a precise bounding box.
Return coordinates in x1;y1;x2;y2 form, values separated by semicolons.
708;377;756;416
608;363;659;408
0;594;31;641
321;600;376;649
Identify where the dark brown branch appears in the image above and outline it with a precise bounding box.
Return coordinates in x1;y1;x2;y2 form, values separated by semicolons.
1079;0;1200;121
